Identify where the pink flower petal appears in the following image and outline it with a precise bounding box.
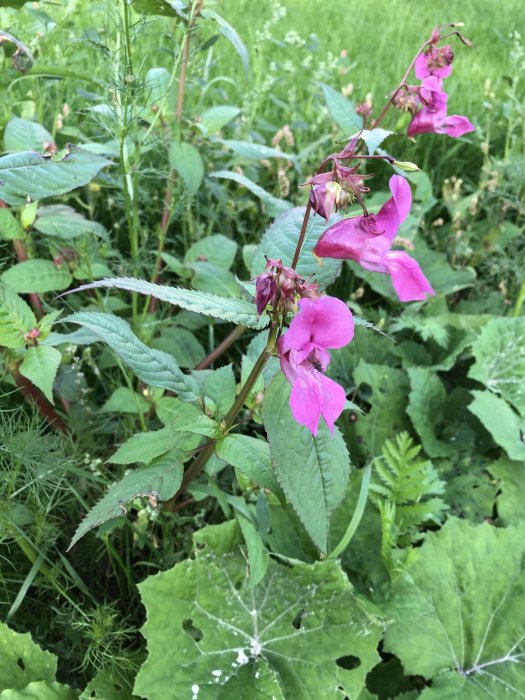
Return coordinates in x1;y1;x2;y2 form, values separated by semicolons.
444;115;475;137
384;251;435;302
280;297;354;352
289;368;346;436
375;175;413;242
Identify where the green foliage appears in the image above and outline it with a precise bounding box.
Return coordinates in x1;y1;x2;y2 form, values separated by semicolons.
318;83;361;134
371;433;447;577
468;390;525;461
0;282;36;348
19;346;61;404
2;260;72;294
169;141;204;197
134;521;382;699
406;368;455;458
262;373;351;553
0;622;56;692
3;117;54;153
384;519;525;696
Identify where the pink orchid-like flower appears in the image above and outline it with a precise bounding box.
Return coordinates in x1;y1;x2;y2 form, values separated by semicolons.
314;175;434;302
415;44;454;79
407;77;474;138
278;296;354;436
305;161;371;221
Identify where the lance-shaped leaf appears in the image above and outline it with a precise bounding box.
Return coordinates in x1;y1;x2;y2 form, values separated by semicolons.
134;521;381;700
469;316;525;417
0;621;56;692
250;207;342;288
210;170;290;216
384;518;525;697
262;373;351;552
64;312;200;402
132;0;186;17
33;205;108;240
0;148;110;206
318;83;362;134
2;260;72;294
63;278;267;329
19;346;62;403
0;282;36;349
68;454;184;549
216;434;282;497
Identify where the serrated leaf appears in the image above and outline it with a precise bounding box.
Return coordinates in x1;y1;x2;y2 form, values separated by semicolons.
193;364;236;420
0;148;110;206
0;680;78;699
33;205;108;240
262;373;351;552
134;521;381;699
250;206;342;288
169;141;204;196
384;518;525;697
3;117;54;153
469;316;525;416
318;83;362;134
0;621;57;692
109;427;199;464
68;457;184;549
210;170;291;216
216;434;282;496
155;396;218;436
2;260;72;294
66;277;268;328
357;128;393;154
468;390;525;461
198;106;240;135
64;312;200;402
0;208;25;240
19;346;61;403
0;282;36;348
407;368;455;458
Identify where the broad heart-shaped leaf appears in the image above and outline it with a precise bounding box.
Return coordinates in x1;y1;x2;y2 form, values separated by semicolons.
468;390;525;461
0;148;110;206
33;205;108;240
68;455;184;549
184;234;237;269
216;434;282;497
64;312;200;402
318;83;362;134
384;518;525;697
262;373;351;552
134;521;381;700
210;170;291;217
65;278;268;329
0;621;56;692
0;208;25;240
0;681;77;698
0;282;36;349
2;260;72;294
406;368;454;458
19;346;61;403
250;207;342;288
469;316;525;416
3;117;53;153
169;141;204;196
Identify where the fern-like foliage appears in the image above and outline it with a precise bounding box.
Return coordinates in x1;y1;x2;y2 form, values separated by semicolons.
371;432;448;578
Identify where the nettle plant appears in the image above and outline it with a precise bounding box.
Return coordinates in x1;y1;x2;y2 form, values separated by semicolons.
8;10;522;698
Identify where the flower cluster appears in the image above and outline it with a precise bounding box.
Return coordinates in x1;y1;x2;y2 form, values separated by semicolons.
255;257;319;315
394;30;475;139
305;159;371;222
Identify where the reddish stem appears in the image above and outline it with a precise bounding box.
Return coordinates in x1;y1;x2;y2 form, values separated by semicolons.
12;239;44;318
10;364;68;433
194;325;246;370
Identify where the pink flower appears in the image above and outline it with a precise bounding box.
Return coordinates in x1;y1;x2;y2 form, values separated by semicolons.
313;175;434;302
415;44;454;79
278;296;354;436
305;162;370;221
407;77;474;138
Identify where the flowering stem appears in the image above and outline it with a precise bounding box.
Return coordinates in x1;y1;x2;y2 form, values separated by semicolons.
290;200;313;270
327;462;372;559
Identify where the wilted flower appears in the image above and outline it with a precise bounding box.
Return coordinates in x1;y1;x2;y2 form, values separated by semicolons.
278;296;354;435
305;162;370;221
314;175;434;302
254;258;319;315
415;44;454;79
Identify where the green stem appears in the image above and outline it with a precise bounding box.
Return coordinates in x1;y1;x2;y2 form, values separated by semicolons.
327;463;372;560
512;281;525;317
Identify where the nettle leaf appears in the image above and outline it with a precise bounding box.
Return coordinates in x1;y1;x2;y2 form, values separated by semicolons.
216;434;282;497
65;312;200;402
407;368;455;458
198;106;240;135
0;282;36;349
250;207;342;288
0;621;56;692
0;208;25;240
134;521;381;700
19;346;61;403
0;680;78;699
68;454;184;549
155;397;218;437
468;390;525;461
65;278;267;329
318;83;362;134
0;148;110;206
169;141;204;196
384;518;525;697
193;364;236;421
33;205;108;240
3;117;54;153
2;260;72;294
210;170;291;217
469;316;525;416
262;373;351;552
